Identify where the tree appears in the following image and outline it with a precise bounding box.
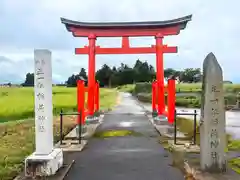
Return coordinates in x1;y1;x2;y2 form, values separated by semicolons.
7;82;12;87
22;73;34;86
117;66;135;85
164;68;176;80
65;68;88;87
133;60;153;82
79;68;87;81
110;66;119;86
63;59;202;87
96;64;113;87
179;68;201;83
223;81;233;84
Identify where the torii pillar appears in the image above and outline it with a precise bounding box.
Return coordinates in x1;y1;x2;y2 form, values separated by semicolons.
155;33;165;114
87;34;97;116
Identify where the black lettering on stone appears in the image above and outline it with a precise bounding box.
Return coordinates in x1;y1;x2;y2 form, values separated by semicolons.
37;104;44;112
211;108;219;116
210;129;218;138
37;82;44;88
37;77;44;80
38;116;45;122
38;125;45;132
211;85;220;92
211;151;218;161
37;93;45;100
210;99;218;104
210;140;219;148
36;59;45;66
36;67;44;75
212;118;219;124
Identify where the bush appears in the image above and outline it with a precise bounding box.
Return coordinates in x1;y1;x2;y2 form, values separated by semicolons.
134;82;152;95
233;87;240;93
225;94;237;105
175;98;200;108
136;93;152;103
117;84;135;93
126;82;240;108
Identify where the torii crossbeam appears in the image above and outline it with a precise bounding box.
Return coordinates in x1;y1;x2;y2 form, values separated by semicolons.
61;15;192;118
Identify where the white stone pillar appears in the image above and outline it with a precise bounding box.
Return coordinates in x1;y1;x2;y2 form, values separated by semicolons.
34;49;53;155
25;50;63;177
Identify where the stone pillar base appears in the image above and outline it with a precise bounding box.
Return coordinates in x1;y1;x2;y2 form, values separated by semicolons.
153;115;169;125
94;110;101;117
25;148;63;177
76;124;87;137
152;110;158;117
86;115;99;124
166;125;175;134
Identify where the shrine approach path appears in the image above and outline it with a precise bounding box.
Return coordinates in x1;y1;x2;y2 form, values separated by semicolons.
64;92;184;180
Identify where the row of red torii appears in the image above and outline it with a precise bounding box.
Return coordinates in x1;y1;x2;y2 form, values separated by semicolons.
61;15;192;124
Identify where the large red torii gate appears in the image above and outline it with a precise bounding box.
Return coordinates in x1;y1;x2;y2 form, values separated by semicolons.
61;15;192;119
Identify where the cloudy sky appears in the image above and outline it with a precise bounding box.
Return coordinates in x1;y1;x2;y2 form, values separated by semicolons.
0;0;239;84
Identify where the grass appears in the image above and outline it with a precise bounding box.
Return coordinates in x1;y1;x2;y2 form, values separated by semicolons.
229;158;240;174
157;118;240;175
175;117;239;150
228;140;240;151
158;118;200;152
116;84;135;93
0;87;118;180
118;83;240;108
0;87;117;123
99;88;118;110
93;130;142;138
118;82;240;94
176;118;240;174
175;83;240;93
174;117;200;145
0;117;76;180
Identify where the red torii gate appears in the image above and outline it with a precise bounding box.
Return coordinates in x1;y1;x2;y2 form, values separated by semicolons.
61;15;192;120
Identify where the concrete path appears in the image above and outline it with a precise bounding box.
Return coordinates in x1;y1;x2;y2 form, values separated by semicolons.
64;93;184;180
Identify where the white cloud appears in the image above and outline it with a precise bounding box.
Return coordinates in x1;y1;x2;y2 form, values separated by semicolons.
0;0;239;83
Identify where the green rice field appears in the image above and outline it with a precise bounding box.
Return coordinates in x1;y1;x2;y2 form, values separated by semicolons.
0;87;118;123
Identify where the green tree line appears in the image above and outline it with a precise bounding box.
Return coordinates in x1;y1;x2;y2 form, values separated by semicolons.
22;59;202;87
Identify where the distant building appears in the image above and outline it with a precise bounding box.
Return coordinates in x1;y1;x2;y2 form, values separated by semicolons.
0;83;22;88
166;75;179;84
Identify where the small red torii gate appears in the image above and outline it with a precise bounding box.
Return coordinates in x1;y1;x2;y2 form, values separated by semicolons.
61;15;192;121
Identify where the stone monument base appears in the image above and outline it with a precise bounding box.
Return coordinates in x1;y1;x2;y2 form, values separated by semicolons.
25;148;63;177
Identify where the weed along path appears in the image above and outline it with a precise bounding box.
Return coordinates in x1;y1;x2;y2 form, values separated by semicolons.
64;93;184;180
